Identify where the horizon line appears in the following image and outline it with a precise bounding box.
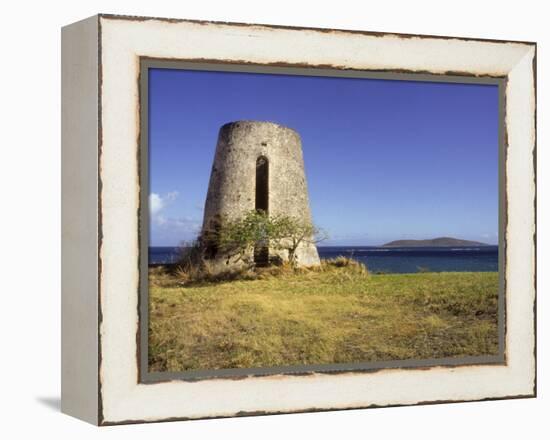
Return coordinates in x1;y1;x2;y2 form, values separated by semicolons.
148;243;500;248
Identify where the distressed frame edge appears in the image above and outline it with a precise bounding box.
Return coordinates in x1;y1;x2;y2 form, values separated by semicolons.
532;44;538;399
97;12;537;46
101;393;536;427
93;15;537;425
503;44;537;401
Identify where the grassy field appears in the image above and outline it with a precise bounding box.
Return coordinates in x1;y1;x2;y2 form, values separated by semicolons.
148;261;499;372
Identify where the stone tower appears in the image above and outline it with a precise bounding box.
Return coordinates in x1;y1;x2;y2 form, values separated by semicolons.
201;120;320;271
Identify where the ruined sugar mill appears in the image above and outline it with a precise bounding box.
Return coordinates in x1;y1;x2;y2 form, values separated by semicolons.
200;120;321;271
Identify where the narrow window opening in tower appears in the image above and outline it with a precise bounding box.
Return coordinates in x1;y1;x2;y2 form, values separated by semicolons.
254;156;269;266
255;156;269;213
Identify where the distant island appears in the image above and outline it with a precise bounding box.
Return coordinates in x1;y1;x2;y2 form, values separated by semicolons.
382;237;490;247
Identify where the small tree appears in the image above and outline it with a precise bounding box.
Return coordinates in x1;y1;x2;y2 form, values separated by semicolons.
204;210;326;268
215;210;271;266
270;215;327;266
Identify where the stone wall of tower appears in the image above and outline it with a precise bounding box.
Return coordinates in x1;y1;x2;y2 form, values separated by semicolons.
201;120;320;271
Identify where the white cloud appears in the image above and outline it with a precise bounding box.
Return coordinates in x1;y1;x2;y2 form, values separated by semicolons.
149;191;179;218
149;191;201;242
149;193;163;216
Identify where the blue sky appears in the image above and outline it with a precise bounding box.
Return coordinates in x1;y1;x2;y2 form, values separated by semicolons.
148;68;499;246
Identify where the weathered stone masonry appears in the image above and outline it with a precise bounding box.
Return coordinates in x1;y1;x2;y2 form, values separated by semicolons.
201;120;321;271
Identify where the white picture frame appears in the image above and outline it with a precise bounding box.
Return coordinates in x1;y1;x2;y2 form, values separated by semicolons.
61;14;536;425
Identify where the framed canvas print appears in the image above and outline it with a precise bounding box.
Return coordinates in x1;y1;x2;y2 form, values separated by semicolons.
61;14;536;425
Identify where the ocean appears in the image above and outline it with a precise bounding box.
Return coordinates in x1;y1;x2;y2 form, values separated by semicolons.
148;245;499;274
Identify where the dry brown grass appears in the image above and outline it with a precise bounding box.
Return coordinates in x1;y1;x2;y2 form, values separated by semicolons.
148;263;498;373
168;256;367;286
